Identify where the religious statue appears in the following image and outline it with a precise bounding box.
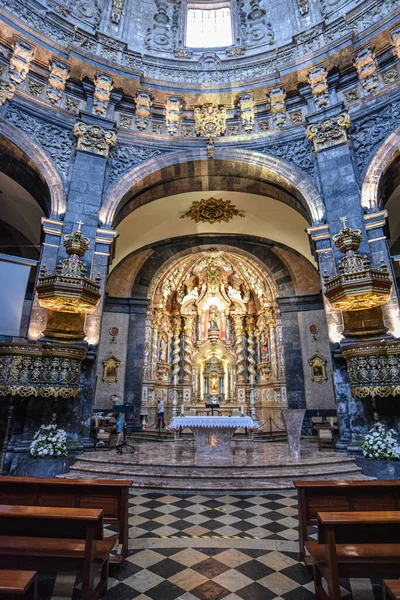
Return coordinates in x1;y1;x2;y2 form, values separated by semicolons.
209;372;219;395
209;305;219;329
261;337;269;362
158;336;167;362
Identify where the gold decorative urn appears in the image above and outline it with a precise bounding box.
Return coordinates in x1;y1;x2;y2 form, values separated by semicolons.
323;221;392;312
36;222;101;342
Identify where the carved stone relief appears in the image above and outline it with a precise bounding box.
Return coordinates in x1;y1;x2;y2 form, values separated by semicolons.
0;80;15;106
262;138;316;180
108;144;164;181
238;92;255;133
6;106;74;180
165;97;182;136
135;91;153;131
390;26;400;59
145;1;179;51
307;64;329;109
306;112;350;152
47;59;69;104
93;72;113;115
9;39;34;84
111;0;124;24
354;46;379;92
29;80;43;97
239;0;275;47
74;121;117;157
71;0;101;27
268;86;286;127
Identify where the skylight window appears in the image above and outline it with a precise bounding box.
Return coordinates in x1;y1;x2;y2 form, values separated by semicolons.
186;6;233;48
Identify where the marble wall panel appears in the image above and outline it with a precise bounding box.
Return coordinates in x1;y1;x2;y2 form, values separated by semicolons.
94;310;130;409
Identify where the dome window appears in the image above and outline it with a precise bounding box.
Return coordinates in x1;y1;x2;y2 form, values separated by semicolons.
186;1;233;48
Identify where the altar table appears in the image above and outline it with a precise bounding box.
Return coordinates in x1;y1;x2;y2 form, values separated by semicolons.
170;416;255;461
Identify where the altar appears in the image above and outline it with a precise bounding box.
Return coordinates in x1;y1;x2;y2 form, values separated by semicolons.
170;415;255;462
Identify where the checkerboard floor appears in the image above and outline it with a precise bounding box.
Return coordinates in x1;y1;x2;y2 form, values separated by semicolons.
37;492;387;599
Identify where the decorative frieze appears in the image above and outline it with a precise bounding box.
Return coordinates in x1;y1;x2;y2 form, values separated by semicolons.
238;92;255;133
111;0;124;24
74;121;117;157
382;67;399;85
344;87;359;103
268;86;286;127
263;138;316;180
354;47;379;92
0;80;15;106
306;112;350;152
307;65;329;109
65;97;79;114
93;72;113;115
165;97;182;136
47;59;69;104
289;110;303;124
9;39;34;84
134;91;153;131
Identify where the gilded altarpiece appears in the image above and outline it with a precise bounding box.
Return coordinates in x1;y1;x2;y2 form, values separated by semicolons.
140;250;287;429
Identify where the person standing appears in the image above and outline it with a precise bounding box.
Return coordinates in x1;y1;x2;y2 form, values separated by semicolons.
108;394;125;449
157;398;165;430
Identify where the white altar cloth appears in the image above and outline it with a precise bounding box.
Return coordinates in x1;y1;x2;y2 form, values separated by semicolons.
170;416;254;429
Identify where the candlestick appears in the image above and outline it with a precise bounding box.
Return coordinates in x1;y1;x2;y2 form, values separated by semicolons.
181;404;184;415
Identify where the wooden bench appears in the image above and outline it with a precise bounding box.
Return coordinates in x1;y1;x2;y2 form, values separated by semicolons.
0;476;133;564
0;505;115;600
384;580;400;600
306;511;400;600
294;480;400;564
0;571;37;599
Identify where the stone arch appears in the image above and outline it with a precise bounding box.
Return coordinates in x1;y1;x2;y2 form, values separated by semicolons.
360;127;400;210
101;147;325;226
0;120;66;217
107;234;320;299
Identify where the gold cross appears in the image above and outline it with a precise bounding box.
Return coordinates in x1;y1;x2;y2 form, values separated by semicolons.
76;220;84;232
339;216;348;228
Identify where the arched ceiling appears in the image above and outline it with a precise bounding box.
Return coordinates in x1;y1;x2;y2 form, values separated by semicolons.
113;190;312;269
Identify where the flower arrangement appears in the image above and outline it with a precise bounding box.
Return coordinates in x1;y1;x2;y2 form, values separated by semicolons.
30;423;68;458
362;422;400;459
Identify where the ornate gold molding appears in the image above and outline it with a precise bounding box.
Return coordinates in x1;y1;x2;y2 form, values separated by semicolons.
180;197;245;225
306;112;350;152
74;121;117;157
323;220;392;311
0;343;86;398
342;340;400;399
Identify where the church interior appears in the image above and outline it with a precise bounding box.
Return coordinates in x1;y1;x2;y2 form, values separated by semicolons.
1;0;400;597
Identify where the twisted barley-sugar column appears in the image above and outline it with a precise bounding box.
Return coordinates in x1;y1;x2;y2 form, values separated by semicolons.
171;316;182;385
182;316;194;384
246;316;256;386
233;315;246;384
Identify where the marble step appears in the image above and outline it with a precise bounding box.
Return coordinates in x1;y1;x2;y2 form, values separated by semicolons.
63;465;370;490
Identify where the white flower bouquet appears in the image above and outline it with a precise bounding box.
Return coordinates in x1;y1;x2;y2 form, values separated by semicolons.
30;423;68;458
362;422;399;459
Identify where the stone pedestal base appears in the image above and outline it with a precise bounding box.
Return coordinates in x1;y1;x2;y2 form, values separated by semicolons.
282;408;305;459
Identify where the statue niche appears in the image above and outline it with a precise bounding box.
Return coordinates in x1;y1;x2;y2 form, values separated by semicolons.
203;355;225;400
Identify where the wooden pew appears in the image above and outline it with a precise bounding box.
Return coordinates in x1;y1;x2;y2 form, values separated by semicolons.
0;505;115;600
0;476;133;564
384;580;400;600
294;480;400;564
0;571;37;599
306;511;400;600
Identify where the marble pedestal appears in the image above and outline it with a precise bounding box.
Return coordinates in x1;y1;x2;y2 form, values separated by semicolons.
282;409;305;459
